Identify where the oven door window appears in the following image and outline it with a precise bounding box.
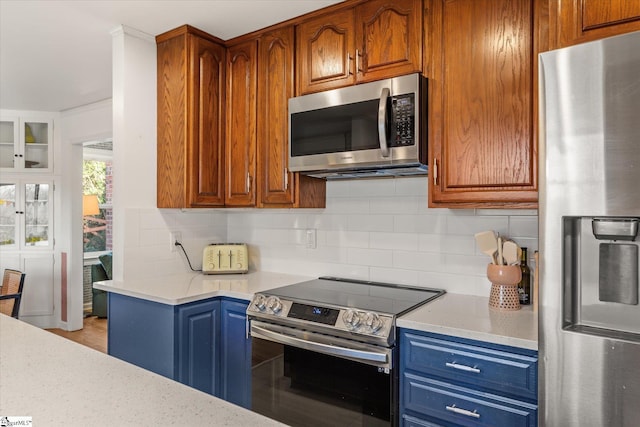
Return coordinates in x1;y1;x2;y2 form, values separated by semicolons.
252;336;393;426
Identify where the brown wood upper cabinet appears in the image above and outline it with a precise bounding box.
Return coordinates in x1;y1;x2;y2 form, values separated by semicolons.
428;0;545;208
156;26;226;208
296;0;423;95
225;40;258;207
551;0;640;48
257;27;326;208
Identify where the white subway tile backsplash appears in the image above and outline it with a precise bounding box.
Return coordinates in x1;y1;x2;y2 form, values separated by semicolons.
347;214;395;232
392;250;443;271
370;232;419;251
394;177;428;196
324;230;369;248
419;234;475;254
307;213;349;231
139;209;170;229
325;197;371;214
443;253;491;275
349;178;397;197
126;180;538;297
370;196;420;215
508;216;539;238
394;214;448;234
368;267;419;286
325;180;353;198
446;214;509;237
347;247;393;267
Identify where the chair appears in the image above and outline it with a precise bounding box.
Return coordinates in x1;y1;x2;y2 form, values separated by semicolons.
0;269;26;318
91;253;112;318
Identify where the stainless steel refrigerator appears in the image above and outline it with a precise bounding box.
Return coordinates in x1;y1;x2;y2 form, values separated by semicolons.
538;30;640;426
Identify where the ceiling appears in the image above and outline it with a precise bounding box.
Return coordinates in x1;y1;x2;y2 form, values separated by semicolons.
0;0;342;112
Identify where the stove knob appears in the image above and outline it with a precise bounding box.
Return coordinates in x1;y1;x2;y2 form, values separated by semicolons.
266;296;283;314
253;294;267;311
343;309;362;330
363;312;383;333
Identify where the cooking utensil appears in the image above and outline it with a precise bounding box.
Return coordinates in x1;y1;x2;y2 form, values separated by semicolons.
503;240;520;265
475;230;498;264
497;236;504;265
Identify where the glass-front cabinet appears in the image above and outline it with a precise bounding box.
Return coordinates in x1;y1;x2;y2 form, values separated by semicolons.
0;116;52;171
0;181;52;250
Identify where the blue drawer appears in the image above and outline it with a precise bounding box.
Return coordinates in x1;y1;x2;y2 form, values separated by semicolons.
402;413;444;427
401;331;537;400
404;373;537;427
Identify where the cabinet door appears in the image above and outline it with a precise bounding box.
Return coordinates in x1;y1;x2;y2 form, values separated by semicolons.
296;8;356;94
355;0;422;83
22;119;52;171
178;299;220;395
220;299;251;408
0;253;52;319
258;27;296;207
19;253;55;317
0;182;17;248
157;27;226;208
225;40;257;207
0;117;52;172
0;117;19;169
428;0;542;208
551;0;640;48
0;181;53;250
188;35;226;207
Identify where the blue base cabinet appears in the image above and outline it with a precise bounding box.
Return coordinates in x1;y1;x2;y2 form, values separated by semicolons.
399;329;538;427
220;300;252;407
177;299;220;395
107;293;251;408
108;293;178;379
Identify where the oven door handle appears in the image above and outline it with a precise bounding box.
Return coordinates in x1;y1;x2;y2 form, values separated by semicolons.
251;323;389;366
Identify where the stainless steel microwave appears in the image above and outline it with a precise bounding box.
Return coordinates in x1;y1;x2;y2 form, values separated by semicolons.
288;73;428;179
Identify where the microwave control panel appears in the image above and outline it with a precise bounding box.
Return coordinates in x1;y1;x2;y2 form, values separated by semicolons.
390;93;415;146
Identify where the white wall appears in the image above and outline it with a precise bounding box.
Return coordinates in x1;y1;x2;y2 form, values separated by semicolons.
111;26;227;281
59;98;112;330
228;177;538;296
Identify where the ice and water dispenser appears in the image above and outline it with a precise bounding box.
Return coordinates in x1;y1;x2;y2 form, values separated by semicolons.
563;217;640;338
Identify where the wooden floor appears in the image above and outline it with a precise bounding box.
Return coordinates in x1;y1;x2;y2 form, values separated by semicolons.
46;315;108;353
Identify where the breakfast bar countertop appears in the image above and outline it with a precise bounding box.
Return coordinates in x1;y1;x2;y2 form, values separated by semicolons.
0;314;285;427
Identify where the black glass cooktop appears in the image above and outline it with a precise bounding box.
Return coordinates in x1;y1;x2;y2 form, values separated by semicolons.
266;276;445;316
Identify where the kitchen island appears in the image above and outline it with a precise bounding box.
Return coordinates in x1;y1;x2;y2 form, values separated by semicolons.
0;314;284;427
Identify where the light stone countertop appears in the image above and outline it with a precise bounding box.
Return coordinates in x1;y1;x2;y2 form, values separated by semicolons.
95;271;537;351
397;293;538;351
0;314;284;427
93;270;314;305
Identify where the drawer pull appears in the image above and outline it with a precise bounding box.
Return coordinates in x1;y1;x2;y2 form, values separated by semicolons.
445;362;480;373
446;404;480;419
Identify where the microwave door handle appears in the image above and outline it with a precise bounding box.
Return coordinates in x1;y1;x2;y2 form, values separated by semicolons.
378;87;390;157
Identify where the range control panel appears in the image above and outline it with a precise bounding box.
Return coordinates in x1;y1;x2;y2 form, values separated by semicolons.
247;293;394;340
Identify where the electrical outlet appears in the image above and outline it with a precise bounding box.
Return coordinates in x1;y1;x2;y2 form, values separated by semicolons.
306;229;317;249
170;231;182;252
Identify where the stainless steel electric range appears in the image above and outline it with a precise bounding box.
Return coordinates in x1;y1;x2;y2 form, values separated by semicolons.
247;277;445;427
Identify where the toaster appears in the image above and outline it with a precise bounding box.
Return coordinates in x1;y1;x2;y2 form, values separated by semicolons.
202;243;249;274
